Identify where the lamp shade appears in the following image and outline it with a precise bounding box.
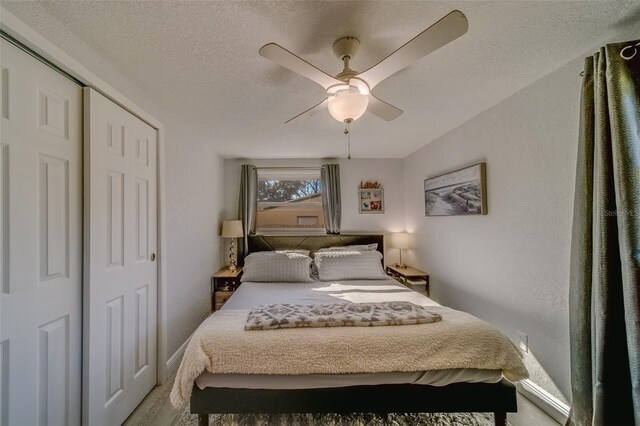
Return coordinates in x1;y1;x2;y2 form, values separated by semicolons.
391;233;410;249
327;87;369;122
221;220;244;238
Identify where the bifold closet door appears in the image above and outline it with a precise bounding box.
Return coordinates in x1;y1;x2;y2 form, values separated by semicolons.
0;39;83;425
84;88;158;426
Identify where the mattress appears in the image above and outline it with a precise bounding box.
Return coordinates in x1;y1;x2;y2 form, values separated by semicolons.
196;278;503;390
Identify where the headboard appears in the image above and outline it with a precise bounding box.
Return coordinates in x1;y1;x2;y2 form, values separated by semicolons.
246;234;384;260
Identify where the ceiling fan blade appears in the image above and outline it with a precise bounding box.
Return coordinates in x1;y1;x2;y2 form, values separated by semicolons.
357;10;468;89
367;95;403;121
259;43;343;90
284;99;328;124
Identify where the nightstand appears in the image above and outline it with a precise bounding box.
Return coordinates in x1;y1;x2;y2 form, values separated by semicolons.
386;265;430;296
211;267;243;311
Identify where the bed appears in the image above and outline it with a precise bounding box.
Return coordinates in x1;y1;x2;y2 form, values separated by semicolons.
174;235;526;426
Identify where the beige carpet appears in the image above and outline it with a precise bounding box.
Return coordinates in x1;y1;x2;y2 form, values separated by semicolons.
177;409;494;425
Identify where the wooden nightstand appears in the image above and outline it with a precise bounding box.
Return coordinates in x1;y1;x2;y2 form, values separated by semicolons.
386;265;430;296
211;267;243;311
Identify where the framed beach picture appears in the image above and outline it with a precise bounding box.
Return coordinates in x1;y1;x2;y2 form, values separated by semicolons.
424;163;487;216
358;188;384;214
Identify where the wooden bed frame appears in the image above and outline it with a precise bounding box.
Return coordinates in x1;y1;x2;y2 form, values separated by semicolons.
190;234;518;426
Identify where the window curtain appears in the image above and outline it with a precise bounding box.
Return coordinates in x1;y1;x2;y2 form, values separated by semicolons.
568;40;639;426
321;164;341;234
238;164;257;261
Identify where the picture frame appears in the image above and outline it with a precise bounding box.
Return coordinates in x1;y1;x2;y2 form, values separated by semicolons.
424;163;487;216
358;188;384;214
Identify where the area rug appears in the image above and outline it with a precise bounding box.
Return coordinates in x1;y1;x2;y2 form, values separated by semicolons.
177;408;495;426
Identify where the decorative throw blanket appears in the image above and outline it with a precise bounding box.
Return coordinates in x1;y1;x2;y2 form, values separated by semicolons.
170;305;529;408
245;302;442;330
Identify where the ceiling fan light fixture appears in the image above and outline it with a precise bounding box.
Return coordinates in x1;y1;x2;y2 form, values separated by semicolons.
348;78;370;95
327;87;369;123
327;83;350;94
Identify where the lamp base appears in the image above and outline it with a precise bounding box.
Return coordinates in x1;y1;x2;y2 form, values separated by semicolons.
395;249;407;269
228;239;237;272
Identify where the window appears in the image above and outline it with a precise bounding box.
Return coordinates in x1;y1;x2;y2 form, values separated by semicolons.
256;169;324;232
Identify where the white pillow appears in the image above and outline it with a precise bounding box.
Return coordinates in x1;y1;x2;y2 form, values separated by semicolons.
314;250;387;281
241;251;313;283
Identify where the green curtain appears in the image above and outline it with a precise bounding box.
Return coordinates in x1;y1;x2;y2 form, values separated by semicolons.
568;39;640;426
321;164;341;234
238;164;257;262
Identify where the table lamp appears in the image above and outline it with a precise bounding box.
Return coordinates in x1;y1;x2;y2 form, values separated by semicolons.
391;233;410;268
221;220;244;271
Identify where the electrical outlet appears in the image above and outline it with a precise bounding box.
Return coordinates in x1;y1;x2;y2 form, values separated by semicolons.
517;331;528;353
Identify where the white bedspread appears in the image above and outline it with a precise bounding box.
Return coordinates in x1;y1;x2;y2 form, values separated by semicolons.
170;278;528;408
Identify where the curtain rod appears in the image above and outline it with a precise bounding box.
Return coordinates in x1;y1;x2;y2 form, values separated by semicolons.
254;166;322;170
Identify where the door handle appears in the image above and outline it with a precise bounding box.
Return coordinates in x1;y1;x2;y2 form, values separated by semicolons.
150;253;156;262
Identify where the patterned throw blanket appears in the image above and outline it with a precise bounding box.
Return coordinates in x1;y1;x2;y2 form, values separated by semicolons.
245;301;442;330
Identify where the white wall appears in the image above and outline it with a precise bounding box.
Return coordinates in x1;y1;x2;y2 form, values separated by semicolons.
223;158;406;262
404;59;579;401
2;5;226;368
164;126;224;359
402;27;637;402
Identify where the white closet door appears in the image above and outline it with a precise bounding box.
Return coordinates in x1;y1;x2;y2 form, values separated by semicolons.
83;88;157;426
0;39;82;425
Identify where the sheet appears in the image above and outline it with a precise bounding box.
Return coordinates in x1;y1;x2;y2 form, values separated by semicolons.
195;369;502;390
222;277;439;310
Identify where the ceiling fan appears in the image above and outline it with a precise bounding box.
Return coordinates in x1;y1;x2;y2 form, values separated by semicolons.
259;10;468;126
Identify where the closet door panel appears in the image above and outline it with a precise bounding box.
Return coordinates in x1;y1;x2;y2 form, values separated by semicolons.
0;38;82;426
84;87;158;426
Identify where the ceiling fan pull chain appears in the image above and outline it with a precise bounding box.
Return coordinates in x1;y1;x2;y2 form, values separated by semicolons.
344;121;352;159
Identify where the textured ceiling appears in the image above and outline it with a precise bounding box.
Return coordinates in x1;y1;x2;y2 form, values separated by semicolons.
3;1;638;158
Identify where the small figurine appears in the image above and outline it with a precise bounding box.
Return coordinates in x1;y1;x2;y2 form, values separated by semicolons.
359;180;381;189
